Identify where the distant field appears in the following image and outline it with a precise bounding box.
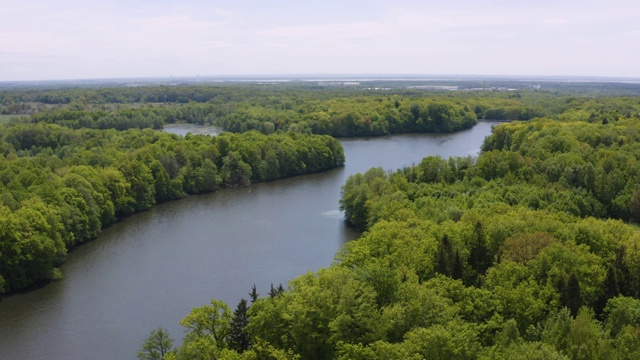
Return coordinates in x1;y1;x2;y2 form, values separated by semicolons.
0;115;28;124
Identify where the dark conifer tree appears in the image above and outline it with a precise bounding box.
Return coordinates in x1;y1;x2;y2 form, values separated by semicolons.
249;284;259;303
269;283;278;298
229;298;251;353
436;243;449;276
469;221;490;274
614;246;631;296
565;273;584;317
595;266;620;316
436;235;453;277
603;266;620;300
452;251;463;280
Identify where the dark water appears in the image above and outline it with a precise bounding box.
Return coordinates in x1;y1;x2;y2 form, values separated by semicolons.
0;123;497;360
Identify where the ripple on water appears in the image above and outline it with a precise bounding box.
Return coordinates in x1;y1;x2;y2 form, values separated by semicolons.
321;209;344;219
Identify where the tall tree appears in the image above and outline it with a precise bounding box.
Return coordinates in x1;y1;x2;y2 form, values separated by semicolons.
229;298;251;353
249;284;259;303
469;221;491;275
180;299;232;349
452;251;463;280
436;235;454;277
564;273;584;316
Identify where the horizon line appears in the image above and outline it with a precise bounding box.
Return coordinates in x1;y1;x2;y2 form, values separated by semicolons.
2;73;640;85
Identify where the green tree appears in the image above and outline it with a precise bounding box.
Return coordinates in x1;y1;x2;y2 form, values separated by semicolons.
180;299;232;350
249;284;259;303
221;152;252;187
564;273;584;317
138;327;174;360
229;298;251;353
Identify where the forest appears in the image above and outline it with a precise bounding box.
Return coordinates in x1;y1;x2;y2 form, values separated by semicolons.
2;82;617;137
0;124;344;293
2;83;640;359
129;88;640;359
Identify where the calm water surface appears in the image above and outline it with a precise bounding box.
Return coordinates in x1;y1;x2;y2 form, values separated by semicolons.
0;123;498;360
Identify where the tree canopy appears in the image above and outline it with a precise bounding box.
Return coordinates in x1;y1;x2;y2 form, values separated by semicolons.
153;109;640;359
0;124;344;293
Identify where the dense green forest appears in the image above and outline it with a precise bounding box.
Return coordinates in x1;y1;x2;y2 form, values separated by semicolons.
2;83;640;359
3;83;638;140
144;116;640;358
0;124;344;294
5;83;638;138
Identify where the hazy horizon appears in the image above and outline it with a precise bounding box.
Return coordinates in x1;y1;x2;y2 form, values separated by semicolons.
2;0;639;81
4;73;640;85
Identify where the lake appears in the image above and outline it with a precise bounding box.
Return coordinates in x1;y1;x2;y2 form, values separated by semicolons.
0;122;498;359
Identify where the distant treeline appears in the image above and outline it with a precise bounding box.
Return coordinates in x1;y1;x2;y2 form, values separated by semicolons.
5;85;639;138
24;97;480;137
0;124;344;294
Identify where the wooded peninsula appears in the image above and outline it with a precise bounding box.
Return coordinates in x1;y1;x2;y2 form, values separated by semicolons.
2;81;640;360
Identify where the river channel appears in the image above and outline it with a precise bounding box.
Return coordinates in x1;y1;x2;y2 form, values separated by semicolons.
0;122;498;359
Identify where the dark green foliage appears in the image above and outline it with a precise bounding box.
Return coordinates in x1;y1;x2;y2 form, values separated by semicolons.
468;221;492;284
595;266;620;315
564;273;585;317
268;283;284;298
249;284;259;303
229;299;251;353
221;152;251;187
0;125;344;294
6;85;640;359
436;235;455;277
452;251;464;280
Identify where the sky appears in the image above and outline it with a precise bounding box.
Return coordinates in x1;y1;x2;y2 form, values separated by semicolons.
1;0;639;81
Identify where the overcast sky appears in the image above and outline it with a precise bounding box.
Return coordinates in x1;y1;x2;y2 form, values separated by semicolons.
1;0;639;81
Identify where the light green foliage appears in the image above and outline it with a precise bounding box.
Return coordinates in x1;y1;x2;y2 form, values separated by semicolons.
403;321;481;360
604;296;640;337
542;308;610;360
180;299;232;350
481;342;569;360
219;111;640;359
138;327;174;360
337;341;421;360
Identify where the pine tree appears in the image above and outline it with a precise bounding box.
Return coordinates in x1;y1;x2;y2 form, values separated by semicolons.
436;242;449;276
603;266;620;300
436;235;454;277
613;246;631;296
595;266;620;316
452;251;463;280
229;298;251;353
565;273;584;316
469;221;490;275
249;284;259;303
